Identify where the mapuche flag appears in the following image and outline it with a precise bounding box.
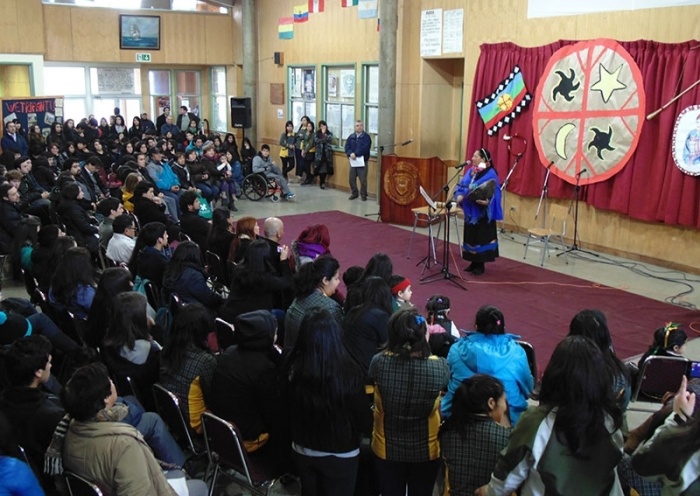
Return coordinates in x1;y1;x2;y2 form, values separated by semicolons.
476;66;532;136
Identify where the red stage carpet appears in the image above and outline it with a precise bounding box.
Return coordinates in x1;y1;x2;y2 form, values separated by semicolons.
279;210;696;373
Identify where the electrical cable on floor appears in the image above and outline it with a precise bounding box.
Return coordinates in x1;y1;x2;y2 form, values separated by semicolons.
561;249;699;309
499;230;699;310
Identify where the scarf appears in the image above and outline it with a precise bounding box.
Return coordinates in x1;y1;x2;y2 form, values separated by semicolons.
44;403;129;476
297;241;327;259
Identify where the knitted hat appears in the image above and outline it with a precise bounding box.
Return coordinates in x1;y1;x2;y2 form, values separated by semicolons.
0;311;32;345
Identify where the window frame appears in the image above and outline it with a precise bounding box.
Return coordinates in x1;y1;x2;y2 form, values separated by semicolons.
321;63;357;149
287;65;318;131
362;62;379;156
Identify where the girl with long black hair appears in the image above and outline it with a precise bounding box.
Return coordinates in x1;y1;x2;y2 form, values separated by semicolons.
476;335;624;495
284;308;371;496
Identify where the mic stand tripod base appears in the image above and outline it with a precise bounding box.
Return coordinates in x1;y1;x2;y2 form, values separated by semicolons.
420;265;468;291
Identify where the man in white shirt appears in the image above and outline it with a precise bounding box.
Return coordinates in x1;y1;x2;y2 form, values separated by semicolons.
106;214;137;264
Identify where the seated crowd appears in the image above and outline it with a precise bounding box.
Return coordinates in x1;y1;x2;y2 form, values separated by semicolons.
0;112;698;496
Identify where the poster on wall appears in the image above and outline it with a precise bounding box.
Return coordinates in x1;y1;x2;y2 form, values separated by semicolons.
340;70;355;98
96;68;136;94
420;9;442;57
2;96;64;136
442;9;463;54
673;105;700;176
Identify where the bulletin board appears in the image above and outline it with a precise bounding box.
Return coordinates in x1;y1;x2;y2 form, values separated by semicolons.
1;96;64;135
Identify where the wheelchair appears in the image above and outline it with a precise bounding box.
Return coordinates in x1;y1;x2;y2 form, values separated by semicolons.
241;164;282;202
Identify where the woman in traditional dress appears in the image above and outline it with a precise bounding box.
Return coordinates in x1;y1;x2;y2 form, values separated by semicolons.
453;148;502;276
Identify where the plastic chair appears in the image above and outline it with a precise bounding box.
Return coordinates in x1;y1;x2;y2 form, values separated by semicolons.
201;412;280;496
523;203;569;266
152;383;206;455
632;355;689;402
64;471;104;496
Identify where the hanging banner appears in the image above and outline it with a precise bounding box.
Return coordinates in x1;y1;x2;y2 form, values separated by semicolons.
532;39;646;185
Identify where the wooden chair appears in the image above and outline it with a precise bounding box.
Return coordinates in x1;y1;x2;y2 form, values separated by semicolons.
523;203;569;266
64;471;104;496
201;412;281;496
407;184;461;261
632;355;689;402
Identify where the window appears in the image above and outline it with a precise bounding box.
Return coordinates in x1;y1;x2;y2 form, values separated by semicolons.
176;70;201;126
44;65;142;125
149;70;171;125
42;0;230;14
288;66;317;130
323;65;356;148
211;67;228;132
363;64;379;148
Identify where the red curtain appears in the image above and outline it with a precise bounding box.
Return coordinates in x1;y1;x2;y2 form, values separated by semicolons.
466;40;700;228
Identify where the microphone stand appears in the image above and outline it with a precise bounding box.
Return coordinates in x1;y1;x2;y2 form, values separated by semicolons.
500;135;526;238
365;139;413;221
558;171;599;258
535;161;554;228
420;164;469;291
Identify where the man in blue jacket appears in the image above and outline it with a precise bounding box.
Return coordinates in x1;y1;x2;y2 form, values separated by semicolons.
344;120;372;201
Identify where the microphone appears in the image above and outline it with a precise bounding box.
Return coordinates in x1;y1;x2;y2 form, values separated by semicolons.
401;139;413;146
455;160;471;170
576;168;587;177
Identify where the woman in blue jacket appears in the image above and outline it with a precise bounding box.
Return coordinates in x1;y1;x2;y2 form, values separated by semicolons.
441;305;533;424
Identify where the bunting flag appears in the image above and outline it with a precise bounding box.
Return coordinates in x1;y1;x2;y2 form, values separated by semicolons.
308;0;325;13
341;0;358;7
358;0;377;18
476;66;532;136
293;4;309;22
278;17;294;39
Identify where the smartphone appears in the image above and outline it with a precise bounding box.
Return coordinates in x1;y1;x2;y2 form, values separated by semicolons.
686;361;700;379
277;246;283;253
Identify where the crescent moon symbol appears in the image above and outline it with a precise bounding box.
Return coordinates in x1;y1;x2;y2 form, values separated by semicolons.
555;123;576;159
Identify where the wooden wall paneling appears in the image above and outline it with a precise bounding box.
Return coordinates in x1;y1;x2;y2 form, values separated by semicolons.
22;0;46;54
43;5;74;61
204;15;236;65
574;10;651;41
71;8;120;62
231;3;243;64
0;1;20;54
641;6;700;42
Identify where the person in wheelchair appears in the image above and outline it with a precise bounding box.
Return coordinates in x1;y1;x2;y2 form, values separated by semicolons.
252;144;295;200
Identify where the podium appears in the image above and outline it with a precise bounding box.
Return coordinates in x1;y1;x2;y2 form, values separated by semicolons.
380;155;454;226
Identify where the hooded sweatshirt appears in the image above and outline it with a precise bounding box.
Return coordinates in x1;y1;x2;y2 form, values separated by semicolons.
209;310;283;442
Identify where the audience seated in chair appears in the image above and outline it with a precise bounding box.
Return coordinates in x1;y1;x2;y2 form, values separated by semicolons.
105;214;137;265
57;363;207;496
159;303;217;434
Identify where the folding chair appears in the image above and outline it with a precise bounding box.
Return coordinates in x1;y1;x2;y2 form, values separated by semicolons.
517;340;540;399
64;471;104;496
632;355;689;402
152;383;206;455
206;250;230;289
523;203;569;266
214;318;236;351
201;412;281;496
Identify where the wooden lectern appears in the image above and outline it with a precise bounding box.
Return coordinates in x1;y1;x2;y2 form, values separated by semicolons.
380;155;456;226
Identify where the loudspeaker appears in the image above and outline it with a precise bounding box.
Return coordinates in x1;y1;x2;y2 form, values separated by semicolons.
230;97;252;129
274;52;284;65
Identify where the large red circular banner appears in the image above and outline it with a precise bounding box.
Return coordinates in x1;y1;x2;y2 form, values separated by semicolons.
532;39;646;185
